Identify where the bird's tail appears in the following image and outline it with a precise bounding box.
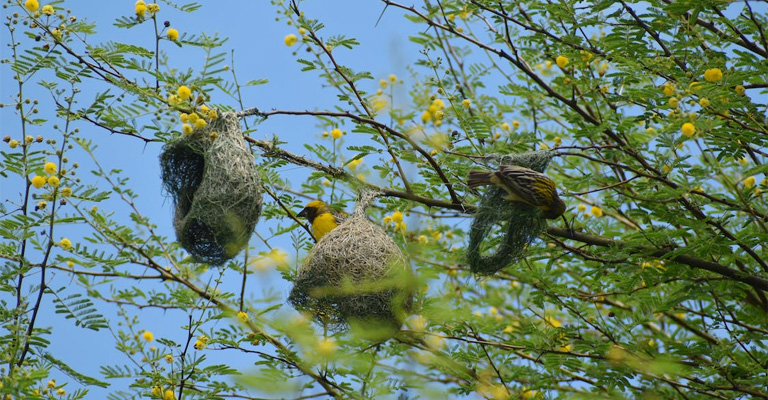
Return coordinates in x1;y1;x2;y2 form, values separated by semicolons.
466;171;493;188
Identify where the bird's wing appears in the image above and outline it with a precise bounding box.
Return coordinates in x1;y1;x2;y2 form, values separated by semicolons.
495;165;556;206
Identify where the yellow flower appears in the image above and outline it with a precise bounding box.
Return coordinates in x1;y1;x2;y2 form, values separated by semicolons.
330;128;342;139
60;187;72;197
37;200;47;209
177;85;191;100
577;204;586;212
704;68;723;82
379;79;388;89
391;211;403;223
590;206;603;217
461;99;471;108
182;124;193;135
681;122;695;137
668;97;679;108
503;325;514;333
545;315;562;328
47;380;56;389
420;110;432;123
598;61;609;76
167;28;179;41
395;221;407;233
236;311;249;323
738;156;748;165
347;157;363;170
194;119;207;130
698;98;710;107
135;2;146;17
388;74;397;83
151;386;162;397
147;3;159;13
47;176;60;188
44;162;57;174
512;120;520;129
187;112;199;124
142;331;154;342
316;338;337;356
662;83;675;96
25;135;34;144
209;131;218;140
417;235;428;244
735;85;745;96
553;136;562;147
744;176;756;188
284;34;298;47
662;164;672;173
59;238;72;250
164;389;176;400
194;339;205;350
25;0;39;12
555;55;568;68
9;139;19;149
42;4;54;15
500;122;510;131
165;354;173;363
321;179;331;187
31;175;46;188
56;389;65;396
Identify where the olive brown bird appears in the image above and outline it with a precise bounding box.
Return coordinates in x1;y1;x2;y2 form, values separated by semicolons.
467;165;566;219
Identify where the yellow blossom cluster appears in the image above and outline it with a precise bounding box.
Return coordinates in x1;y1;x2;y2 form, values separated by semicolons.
421;98;446;125
383;210;407;233
194;335;209;350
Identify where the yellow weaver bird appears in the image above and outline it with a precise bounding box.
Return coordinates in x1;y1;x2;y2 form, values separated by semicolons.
297;200;343;241
467;165;566;219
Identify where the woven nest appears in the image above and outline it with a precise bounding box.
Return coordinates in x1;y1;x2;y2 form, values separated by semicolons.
159;111;262;264
467;151;554;275
289;191;413;332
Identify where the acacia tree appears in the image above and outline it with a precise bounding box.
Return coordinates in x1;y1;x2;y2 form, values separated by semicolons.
2;0;767;399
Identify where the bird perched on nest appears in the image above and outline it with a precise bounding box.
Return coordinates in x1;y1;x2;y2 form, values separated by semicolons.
467;165;566;219
297;200;345;241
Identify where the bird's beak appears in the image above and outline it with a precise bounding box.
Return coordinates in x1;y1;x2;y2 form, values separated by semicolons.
297;207;308;218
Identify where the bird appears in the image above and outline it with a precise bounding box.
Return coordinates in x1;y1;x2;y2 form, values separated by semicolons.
467;165;566;219
297;200;342;241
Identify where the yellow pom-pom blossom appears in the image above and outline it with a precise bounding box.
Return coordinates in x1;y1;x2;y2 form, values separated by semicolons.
25;0;39;12
704;68;723;82
194;339;205;350
182;124;193;135
59;238;72;250
744;176;756;188
417;235;428;245
668;97;679;108
147;3;159;13
500;122;510;131
151;387;162;397
461;98;471;108
179;113;189;123
681;122;695;137
56;389;65;396
391;211;403;223
31;175;46;189
177;85;191;100
284;34;298;47
142;331;154;342
330;128;342;139
44;162;57;174
553;136;562;147
734;85;745;96
379;79;388;89
37;200;47;209
236;311;249;323
555;55;568;68
590;206;603;217
135;2;147;17
164;389;176;400
9;139;19;149
187;112;199;124
662;83;675;96
577;204;587;213
388;74;397;83
698;98;710;107
512;120;520;129
60;187;72;197
194;119;207;130
47;176;60;188
316;338;337;357
167;28;179;41
42;4;54;15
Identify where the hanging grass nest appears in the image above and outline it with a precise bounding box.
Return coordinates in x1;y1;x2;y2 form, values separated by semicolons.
159;111;262;265
467;151;554;275
289;190;413;333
